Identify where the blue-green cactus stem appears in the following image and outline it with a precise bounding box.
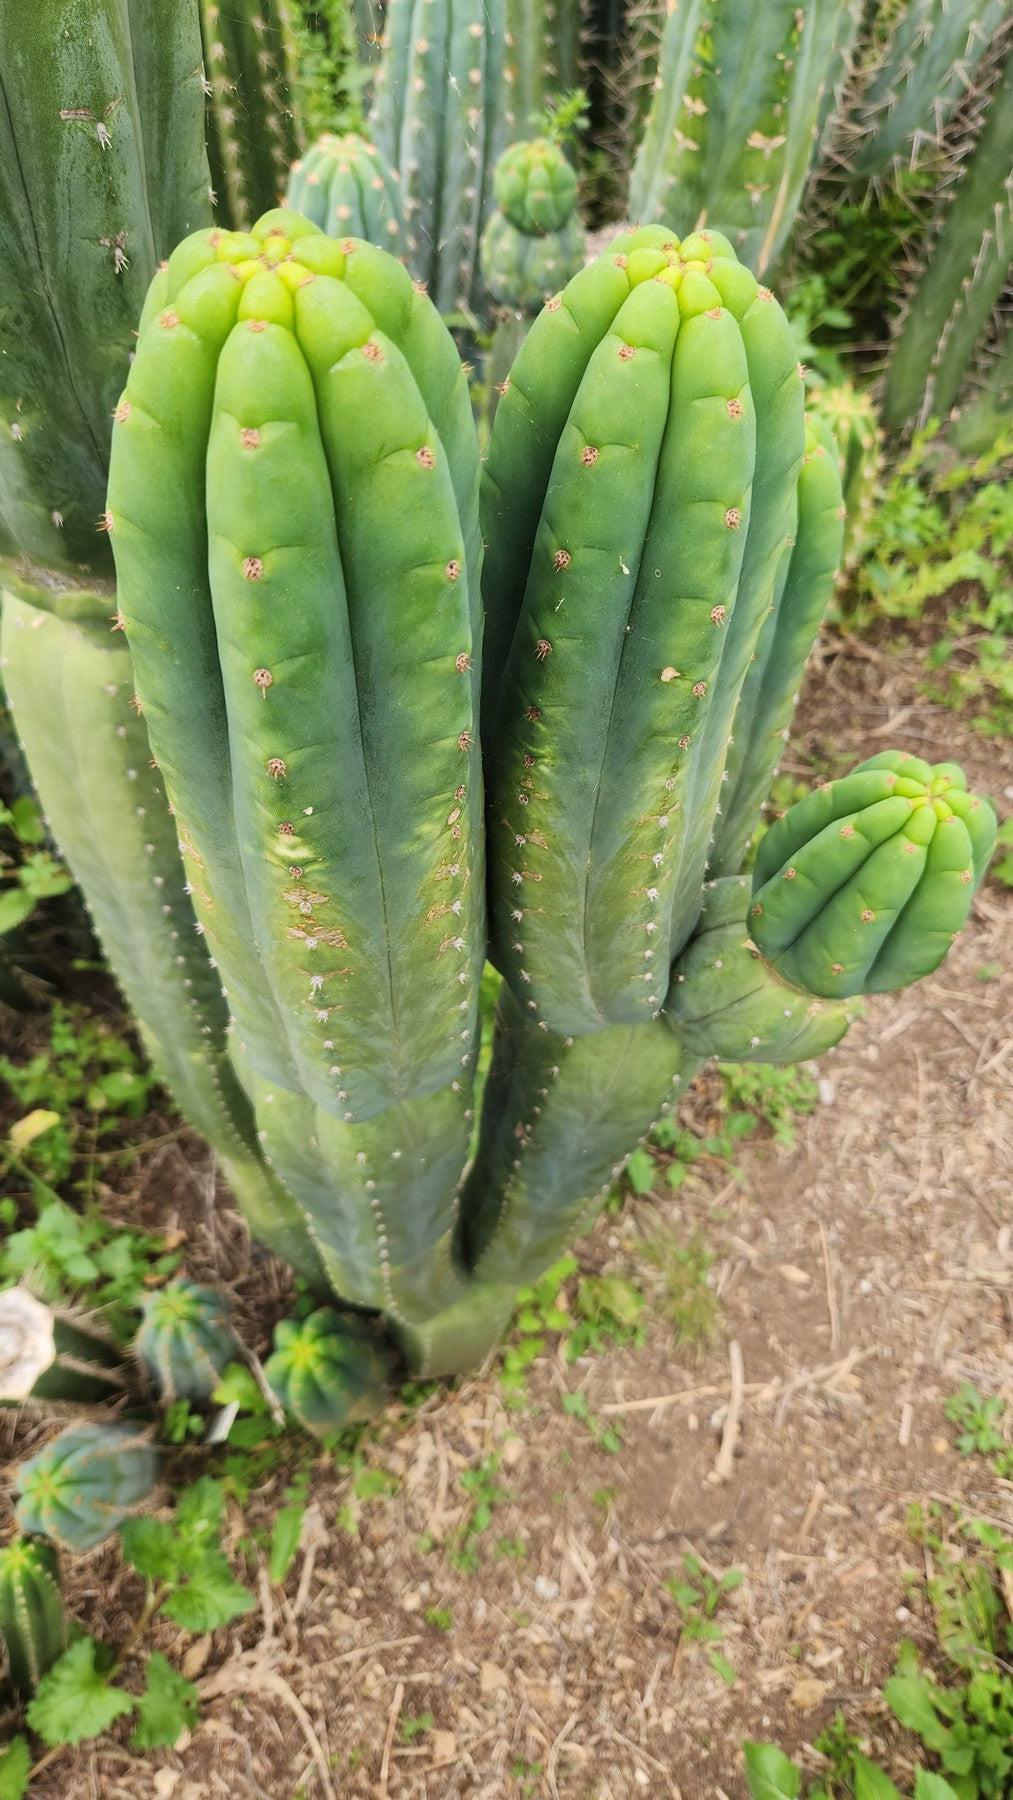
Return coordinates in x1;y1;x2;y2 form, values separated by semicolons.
286;133;411;258
200;0;305;228
482;226;806;1035
0;595;321;1283
628;0;862;276
370;0;509;312
107;215;484;1126
505;0;581;132
664;876;860;1062
265;1307;397;1435
712;415;844;876
480;138;586;315
135;1281;237;1402
0;0;211;598
806;383;881;567
749;753;997;999
14;1424;161;1553
0;1537;66;1697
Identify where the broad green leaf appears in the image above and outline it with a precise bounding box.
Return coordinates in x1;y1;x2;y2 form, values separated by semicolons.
120;1516;180;1583
625;1148;656;1194
0;1737;30;1800
884;1663;949;1754
130;1654;199;1749
913;1774;961;1800
0;890;36;936
27;1638;135;1745
268;1500;306;1584
160;1553;255;1633
742;1742;802;1800
852;1752;903;1800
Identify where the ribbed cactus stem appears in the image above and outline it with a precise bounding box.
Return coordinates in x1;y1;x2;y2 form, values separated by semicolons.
0;0;210;595
882;50;1013;428
0;1537;66;1697
135;1281;237;1402
628;0;862;277
265;1308;398;1435
370;0;509;311
480;138;586;315
200;0;305;228
505;0;582;130
0;1287;132;1410
286;133;411;258
0;596;322;1283
15;1423;161;1552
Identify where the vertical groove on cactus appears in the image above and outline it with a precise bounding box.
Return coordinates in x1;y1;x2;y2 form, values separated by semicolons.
806;383;881;568
200;0;305;228
370;0;509;312
0;1538;66;1698
0;0;211;589
505;0;581;133
628;0;862;276
286;132;411;257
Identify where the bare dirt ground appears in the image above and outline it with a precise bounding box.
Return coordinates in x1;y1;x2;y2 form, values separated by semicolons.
4;632;1011;1800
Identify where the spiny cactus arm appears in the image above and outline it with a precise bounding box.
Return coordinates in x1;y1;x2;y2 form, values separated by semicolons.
713;417;845;875
627;0;708;226
845;0;1010;180
135;1281;237;1403
0;1287;131;1410
668;240;805;950
749;755;996;998
369;0;415;167
0;1538;66;1698
265;1308;398;1435
286;134;410;256
664;876;860;1063
0;0;210;584
882;52;1013;428
14;1424;161;1553
0;596;323;1283
200;0;304;228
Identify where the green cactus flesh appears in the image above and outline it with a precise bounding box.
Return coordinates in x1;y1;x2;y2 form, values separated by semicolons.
0;1537;66;1697
842;0;1010;180
0;596;322;1283
0;1285;131;1409
628;0;862;276
200;0;305;229
14;1424;161;1553
264;1307;397;1435
0;0;211;595
806;382;881;567
713;415;844;876
665;876;860;1062
505;0;581;133
286;133;411;259
481;138;585;315
749;753;997;1000
481;224;812;1036
883;51;1013;429
494;139;578;234
135;1281;236;1402
370;0;509;311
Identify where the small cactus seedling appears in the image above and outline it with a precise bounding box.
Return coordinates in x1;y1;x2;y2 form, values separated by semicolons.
0;1536;66;1697
665;877;861;1062
264;1308;397;1436
14;1424;161;1552
807;383;882;567
628;0;862;276
286;133;411;259
480;139;586;315
0;1286;132;1410
135;1281;237;1403
749;753;997;999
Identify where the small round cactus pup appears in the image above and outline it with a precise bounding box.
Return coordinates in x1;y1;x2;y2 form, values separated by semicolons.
285;134;410;259
264;1309;397;1437
14;1424;161;1552
135;1279;237;1402
749;751;997;999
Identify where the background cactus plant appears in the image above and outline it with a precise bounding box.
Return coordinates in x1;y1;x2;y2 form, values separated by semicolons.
135;1282;237;1403
265;1308;397;1435
0;1538;66;1698
200;0;305;227
0;1287;132;1411
628;0;862;276
480;137;586;313
14;1424;160;1552
286;131;410;255
370;0;510;311
806;383;882;568
505;0;581;133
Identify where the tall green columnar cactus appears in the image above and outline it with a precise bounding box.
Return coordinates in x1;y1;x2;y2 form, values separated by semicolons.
370;0;510;312
0;0;211;605
806;382;881;568
838;0;1010;181
200;0;305;228
0;602;322;1282
480;138;586;314
0;1539;66;1698
882;48;1013;428
480;224;815;1036
505;0;581;132
286;132;411;256
106;211;485;1365
628;0;862;277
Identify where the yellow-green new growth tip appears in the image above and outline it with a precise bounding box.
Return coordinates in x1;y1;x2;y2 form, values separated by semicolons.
750;752;997;999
